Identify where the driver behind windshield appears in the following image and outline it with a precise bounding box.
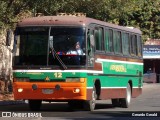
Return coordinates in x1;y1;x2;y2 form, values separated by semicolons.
66;42;84;55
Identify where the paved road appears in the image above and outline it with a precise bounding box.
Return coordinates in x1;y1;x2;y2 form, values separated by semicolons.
99;83;160;111
0;83;160;119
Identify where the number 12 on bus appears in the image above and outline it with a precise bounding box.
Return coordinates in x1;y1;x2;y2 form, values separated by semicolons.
6;14;143;111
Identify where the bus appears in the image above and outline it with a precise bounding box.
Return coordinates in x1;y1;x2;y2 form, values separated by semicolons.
6;13;143;111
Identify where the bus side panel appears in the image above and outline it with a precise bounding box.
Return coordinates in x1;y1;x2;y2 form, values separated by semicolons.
86;75;142;100
86;75;142;99
87;88;126;100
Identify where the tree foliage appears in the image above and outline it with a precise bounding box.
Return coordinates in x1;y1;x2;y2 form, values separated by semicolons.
0;0;159;41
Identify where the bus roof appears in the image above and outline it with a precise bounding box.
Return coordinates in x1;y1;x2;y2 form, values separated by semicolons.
17;16;142;34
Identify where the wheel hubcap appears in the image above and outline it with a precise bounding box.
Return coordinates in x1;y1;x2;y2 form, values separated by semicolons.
92;88;96;107
127;85;131;103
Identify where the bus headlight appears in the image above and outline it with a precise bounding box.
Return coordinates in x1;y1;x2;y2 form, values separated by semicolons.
18;88;23;92
66;78;85;83
13;78;30;82
73;88;80;93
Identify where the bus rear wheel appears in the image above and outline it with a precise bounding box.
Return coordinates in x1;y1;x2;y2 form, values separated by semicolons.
29;100;42;111
83;87;97;111
120;83;131;108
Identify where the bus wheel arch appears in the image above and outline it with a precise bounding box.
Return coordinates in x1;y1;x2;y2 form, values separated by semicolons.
94;79;101;100
128;80;133;96
83;79;101;111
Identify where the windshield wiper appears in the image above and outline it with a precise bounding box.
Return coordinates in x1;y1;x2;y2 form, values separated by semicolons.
50;47;67;70
48;28;67;70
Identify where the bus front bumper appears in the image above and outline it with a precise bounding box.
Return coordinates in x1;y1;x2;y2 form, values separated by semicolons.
13;82;86;100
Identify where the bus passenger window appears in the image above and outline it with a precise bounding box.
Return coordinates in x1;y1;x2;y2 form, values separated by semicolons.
137;36;142;57
114;31;122;54
130;35;138;56
105;29;113;52
122;33;129;56
95;27;104;51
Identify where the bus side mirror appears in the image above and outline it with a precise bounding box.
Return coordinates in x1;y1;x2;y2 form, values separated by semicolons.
90;34;95;46
6;29;12;46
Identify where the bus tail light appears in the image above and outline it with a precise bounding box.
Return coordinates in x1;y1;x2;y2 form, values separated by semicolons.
66;78;85;83
13;78;30;82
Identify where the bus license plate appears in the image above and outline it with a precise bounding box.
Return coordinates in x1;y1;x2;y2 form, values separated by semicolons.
42;89;54;94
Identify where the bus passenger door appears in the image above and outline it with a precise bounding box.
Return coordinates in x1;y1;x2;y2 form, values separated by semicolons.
87;28;95;67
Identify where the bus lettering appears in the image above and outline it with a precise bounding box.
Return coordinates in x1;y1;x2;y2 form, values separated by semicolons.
110;65;127;72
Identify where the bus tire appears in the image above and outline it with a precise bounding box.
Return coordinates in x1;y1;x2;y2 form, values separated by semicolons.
111;99;120;107
120;83;131;108
29;100;42;111
83;87;97;111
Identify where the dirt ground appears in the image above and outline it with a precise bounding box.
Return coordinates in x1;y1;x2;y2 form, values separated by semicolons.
0;93;14;100
0;80;14;100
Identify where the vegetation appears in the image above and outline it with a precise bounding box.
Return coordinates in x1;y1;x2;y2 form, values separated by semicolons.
0;0;160;41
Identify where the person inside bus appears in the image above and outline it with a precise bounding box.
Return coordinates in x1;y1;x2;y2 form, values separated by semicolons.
147;68;153;74
66;42;84;65
66;42;83;55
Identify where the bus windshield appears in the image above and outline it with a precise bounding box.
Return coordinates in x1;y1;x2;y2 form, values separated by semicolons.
14;27;86;67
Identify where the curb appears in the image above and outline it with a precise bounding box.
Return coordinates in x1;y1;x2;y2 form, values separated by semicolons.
0;100;25;106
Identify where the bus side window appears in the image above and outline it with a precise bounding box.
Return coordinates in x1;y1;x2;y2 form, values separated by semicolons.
105;29;113;53
130;34;138;56
122;32;130;56
113;30;122;54
135;35;138;56
95;27;104;51
137;35;142;57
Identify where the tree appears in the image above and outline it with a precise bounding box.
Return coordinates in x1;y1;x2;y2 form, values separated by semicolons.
0;0;159;40
128;0;160;41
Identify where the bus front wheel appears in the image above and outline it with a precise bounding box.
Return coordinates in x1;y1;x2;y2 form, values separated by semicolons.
120;83;131;108
83;87;97;111
28;100;42;111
